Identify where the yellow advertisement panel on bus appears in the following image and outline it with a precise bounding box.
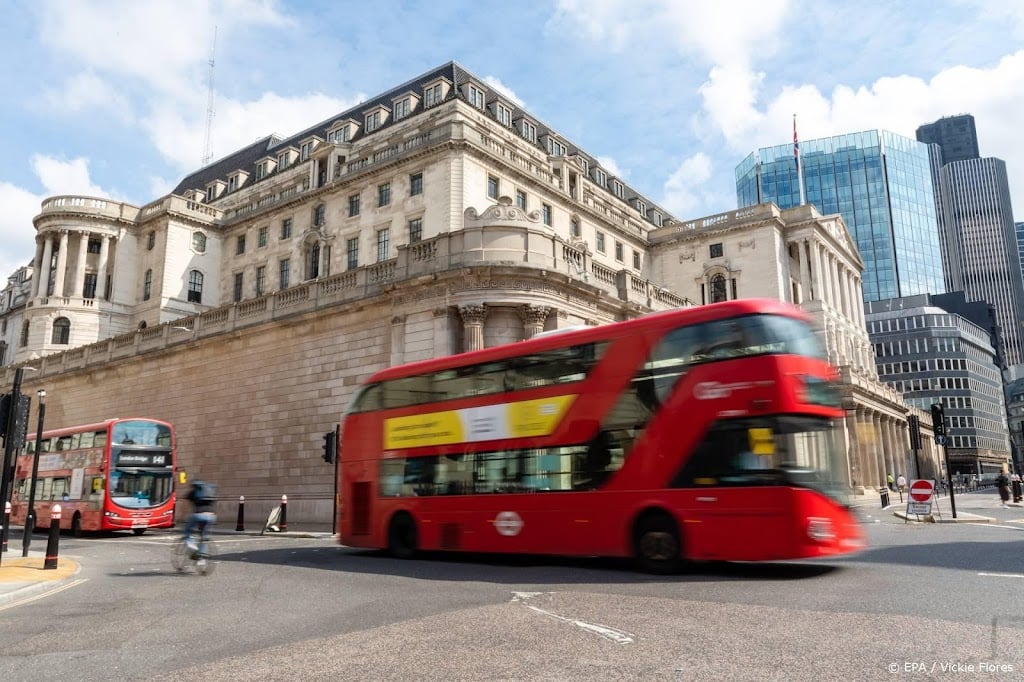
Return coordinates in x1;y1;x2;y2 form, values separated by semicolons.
383;395;577;450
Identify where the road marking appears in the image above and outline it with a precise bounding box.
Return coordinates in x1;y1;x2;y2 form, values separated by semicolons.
978;572;1024;579
0;578;89;612
511;591;635;644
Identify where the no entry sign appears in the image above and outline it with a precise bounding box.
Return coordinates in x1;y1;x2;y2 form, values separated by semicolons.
909;479;934;502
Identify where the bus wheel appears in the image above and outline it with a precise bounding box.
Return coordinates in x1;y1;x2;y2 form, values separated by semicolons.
71;513;83;538
387;512;418;559
633;512;682;574
132;528;146;536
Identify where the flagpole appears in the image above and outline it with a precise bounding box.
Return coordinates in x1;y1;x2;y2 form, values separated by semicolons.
794;114;806;206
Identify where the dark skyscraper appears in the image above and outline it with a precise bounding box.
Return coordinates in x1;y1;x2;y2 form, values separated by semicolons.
916;114;981;163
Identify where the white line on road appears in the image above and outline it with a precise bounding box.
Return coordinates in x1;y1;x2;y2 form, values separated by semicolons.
511;591;635;644
978;572;1024;579
0;578;89;612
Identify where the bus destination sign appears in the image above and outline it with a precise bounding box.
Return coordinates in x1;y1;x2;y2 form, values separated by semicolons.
117;452;170;467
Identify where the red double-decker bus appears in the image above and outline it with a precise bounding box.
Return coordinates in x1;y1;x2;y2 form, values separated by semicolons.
336;299;864;572
11;418;177;536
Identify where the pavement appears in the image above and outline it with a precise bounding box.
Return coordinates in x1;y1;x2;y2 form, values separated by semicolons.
0;492;1016;608
0;524;336;611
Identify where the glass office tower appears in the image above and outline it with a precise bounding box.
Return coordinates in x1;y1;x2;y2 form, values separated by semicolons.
736;130;945;303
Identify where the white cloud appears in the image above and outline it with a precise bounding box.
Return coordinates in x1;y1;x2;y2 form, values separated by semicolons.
595;156;625;179
661;152;718;217
483;77;523;106
31;156;108;197
41;72;133;121
143;91;366;172
0;183;42;278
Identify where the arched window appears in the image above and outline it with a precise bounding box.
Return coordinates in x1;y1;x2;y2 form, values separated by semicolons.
188;270;204;303
710;274;728;303
192;232;207;253
143;269;153;301
52;317;71;344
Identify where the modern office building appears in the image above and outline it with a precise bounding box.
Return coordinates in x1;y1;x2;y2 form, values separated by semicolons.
915;114;981;164
918;115;1024;370
865;294;1011;478
1017;221;1024;293
1;62;933;517
735;130;945;303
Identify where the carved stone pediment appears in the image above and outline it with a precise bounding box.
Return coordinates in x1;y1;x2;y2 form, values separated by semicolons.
464;196;542;227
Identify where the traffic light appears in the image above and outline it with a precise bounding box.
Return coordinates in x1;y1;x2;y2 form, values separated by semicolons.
322;428;337;464
931;403;946;439
908;415;922;450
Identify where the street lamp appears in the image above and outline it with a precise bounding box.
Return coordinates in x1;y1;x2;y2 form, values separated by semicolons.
21;388;45;557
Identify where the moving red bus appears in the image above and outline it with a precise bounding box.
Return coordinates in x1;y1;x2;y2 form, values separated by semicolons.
337;299;864;572
11;418;177;536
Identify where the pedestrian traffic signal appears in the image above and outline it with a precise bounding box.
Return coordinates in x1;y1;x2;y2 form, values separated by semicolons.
931;403;945;438
908;414;922;450
322;428;337;464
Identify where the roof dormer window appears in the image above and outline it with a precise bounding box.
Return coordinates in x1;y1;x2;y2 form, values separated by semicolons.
365;110;381;132
423;78;450;108
594;168;607;187
520;119;537;143
466;83;486;109
495;102;512;127
393;97;411;120
635;199;646;216
612;179;624;199
228;175;237;192
300;140;314;161
545;136;567;157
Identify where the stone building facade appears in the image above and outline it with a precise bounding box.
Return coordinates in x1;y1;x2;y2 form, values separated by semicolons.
1;62;933;521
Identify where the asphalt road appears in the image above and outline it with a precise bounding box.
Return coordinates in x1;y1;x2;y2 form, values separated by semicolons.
2;497;1024;680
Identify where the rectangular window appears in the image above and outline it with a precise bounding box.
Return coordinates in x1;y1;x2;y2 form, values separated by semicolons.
279;259;290;289
281;218;293;239
709;243;723;258
615;241;624;261
594;169;607;186
496;103;512;126
376;228;390;262
87;239;101;254
233;272;243;302
521;120;537;143
542;203;552;226
228;176;237;192
515;189;527;210
256;161;267;179
378;183;391;207
300;141;313;160
314;204;325;226
636;200;646;216
612;180;624;198
236;235;246;255
349;193;361;217
632;250;641;269
408;217;423;243
467;84;485;109
596;231;606;253
255;266;266;296
394;98;410;120
487;175;499;199
546;137;566;156
278;152;290;168
83;273;97;299
258;226;268;248
365;111;381;132
346;237;359;270
410;172;423;196
424;83;442;107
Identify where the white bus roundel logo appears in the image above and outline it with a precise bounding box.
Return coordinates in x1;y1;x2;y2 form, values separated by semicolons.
494;511;523;536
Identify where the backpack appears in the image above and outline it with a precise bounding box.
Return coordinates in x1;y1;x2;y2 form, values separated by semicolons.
192;481;218;502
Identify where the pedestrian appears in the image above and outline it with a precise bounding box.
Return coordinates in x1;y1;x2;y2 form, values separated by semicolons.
1013;473;1023;504
996;466;1011;508
896;474;907;493
887;473;894;491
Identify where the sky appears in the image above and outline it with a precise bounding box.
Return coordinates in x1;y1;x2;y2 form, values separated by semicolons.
2;0;1024;279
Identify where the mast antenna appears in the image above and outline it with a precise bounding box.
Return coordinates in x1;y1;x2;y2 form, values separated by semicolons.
201;26;217;166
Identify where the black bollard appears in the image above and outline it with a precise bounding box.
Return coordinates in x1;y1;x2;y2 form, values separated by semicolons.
1;501;9;553
279;494;287;532
235;495;245;532
44;505;61;570
880;486;890;508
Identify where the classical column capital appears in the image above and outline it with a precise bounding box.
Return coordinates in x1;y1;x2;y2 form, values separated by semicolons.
458;304;487;324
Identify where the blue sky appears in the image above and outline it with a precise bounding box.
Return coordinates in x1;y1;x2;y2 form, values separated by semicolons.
2;0;1023;278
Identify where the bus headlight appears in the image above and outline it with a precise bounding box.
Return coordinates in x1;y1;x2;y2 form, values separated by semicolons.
806;516;836;543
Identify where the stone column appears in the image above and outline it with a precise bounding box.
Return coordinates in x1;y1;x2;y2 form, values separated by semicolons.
809;241;822;302
53;230;69;297
845;408;863;493
458;304;487;352
518;304;551;339
798;239;812;304
38;235;54;297
31;239;44;297
861;408;879;491
74;232;89;298
98;235;111;300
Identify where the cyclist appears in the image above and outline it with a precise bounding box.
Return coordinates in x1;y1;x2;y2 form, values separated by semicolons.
183;479;217;559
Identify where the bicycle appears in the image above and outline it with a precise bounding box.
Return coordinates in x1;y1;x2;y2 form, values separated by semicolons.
171;519;216;575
